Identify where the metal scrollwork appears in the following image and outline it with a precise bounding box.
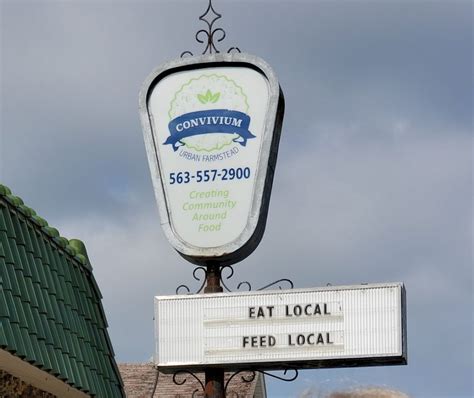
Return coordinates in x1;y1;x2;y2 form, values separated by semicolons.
224;370;256;394
172;370;205;396
219;265;293;292
236;280;252;291
259;368;299;382
177;266;293;295
257;278;294;291
224;368;298;395
227;47;241;54
181;0;240;57
180;50;194;58
175;267;207;294
220;265;252;292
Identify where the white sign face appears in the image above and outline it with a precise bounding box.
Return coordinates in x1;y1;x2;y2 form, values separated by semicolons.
140;54;284;265
154;283;407;371
149;67;268;248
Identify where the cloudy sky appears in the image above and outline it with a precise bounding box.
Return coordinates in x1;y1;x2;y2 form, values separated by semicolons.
1;0;472;397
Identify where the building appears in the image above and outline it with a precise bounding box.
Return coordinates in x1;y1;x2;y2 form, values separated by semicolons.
0;184;125;397
119;363;266;398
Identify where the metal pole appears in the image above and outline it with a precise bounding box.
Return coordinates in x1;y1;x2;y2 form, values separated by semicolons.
204;264;225;398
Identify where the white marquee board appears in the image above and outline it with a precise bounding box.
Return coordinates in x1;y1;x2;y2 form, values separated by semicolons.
154;283;407;371
140;54;284;265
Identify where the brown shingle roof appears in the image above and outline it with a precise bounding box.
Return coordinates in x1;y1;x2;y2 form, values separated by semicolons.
118;363;262;398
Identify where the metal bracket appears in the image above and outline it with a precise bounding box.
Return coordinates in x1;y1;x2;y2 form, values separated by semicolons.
172;370;205;397
220;265;294;292
176;265;293;295
176;267;207;294
224;368;299;396
171;368;298;397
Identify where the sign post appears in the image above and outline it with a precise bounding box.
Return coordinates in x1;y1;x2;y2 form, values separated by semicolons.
140;2;407;397
203;265;224;397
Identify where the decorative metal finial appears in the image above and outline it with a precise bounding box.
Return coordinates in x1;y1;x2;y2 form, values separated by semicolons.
181;0;241;58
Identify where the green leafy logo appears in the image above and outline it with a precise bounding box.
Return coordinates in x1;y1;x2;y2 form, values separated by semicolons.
197;89;220;104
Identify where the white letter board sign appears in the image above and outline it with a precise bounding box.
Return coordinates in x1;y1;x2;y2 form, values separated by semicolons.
139;53;284;266
154;283;407;372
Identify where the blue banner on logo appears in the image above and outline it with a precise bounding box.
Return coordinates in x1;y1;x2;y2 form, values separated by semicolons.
164;109;255;151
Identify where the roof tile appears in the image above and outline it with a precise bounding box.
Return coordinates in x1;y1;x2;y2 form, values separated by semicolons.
0;184;124;396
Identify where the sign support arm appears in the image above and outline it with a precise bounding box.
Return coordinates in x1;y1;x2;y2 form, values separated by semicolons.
204;264;225;398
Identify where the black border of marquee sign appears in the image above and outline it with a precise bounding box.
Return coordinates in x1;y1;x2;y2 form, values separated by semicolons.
154;283;408;374
139;53;285;266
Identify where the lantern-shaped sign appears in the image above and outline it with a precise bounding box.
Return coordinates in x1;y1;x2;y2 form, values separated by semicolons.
140;53;284;265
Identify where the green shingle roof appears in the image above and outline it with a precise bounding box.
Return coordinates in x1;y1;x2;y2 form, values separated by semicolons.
0;184;125;397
